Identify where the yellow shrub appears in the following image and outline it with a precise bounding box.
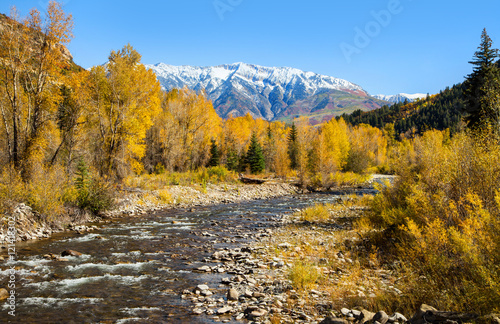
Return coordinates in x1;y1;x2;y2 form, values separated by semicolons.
288;261;320;291
367;131;500;313
155;189;172;204
298;204;331;222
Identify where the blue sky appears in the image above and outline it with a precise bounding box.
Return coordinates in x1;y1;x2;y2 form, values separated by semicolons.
2;0;500;95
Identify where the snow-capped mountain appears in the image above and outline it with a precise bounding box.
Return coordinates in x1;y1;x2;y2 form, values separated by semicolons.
373;93;427;104
146;62;387;121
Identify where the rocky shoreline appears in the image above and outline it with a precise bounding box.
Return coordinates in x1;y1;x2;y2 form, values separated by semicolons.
178;193;500;324
0;182;299;243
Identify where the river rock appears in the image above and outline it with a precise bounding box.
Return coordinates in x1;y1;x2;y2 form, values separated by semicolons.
409;304;438;324
410;305;479;324
341;308;351;316
320;315;348;324
248;308;267;319
61;250;82;257
478;314;500;324
197;284;210;291
389;312;408;323
374;311;389;324
227;288;239;301
360;309;376;324
0;288;9;301
217;306;233;314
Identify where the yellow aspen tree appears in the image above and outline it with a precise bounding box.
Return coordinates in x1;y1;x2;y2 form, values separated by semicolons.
22;1;73;177
322;117;351;171
0;1;73;177
293;116;314;184
86;44;162;177
347;124;387;173
50;70;89;167
145;88;221;172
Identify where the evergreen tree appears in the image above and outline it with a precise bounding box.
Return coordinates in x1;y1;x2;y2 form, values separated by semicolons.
207;139;220;167
245;133;265;174
263;125;276;172
287;123;299;170
225;148;239;171
463;29;500;132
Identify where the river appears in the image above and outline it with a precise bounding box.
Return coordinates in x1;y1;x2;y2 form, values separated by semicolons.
0;189;376;323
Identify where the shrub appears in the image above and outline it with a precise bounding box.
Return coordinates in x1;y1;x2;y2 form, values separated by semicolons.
75;160;114;214
366;130;500;313
298;204;331;222
0;167;27;220
288;261;320;290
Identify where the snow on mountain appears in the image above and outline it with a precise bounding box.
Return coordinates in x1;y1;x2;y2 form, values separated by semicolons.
146;62;376;121
373;93;427;104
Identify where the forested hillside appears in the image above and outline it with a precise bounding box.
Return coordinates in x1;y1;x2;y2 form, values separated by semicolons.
340;84;465;137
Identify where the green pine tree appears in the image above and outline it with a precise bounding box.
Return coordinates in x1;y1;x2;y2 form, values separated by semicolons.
245;133;265;174
287;123;299;170
464;28;500;133
207;139;220;167
226;148;239;171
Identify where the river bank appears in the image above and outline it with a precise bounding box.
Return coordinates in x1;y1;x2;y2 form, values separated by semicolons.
180;189;499;324
0;182;300;243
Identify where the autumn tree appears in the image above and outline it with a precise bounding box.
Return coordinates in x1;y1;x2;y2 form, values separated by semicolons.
0;1;73;177
85;44;161;178
50;70;88;168
321;117;350;171
346;124;387;173
263;121;290;177
144;88;221;172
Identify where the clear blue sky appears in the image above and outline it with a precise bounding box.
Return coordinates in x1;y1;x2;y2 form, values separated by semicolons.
2;0;500;95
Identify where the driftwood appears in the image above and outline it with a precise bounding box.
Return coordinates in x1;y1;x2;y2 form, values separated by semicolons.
238;176;268;184
410;304;481;324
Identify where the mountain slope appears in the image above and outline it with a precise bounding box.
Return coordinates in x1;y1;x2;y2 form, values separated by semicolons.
147;62;388;121
342;84;465;137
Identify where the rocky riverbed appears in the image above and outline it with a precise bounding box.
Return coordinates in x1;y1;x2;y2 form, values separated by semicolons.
178;193;500;324
0;182;299;243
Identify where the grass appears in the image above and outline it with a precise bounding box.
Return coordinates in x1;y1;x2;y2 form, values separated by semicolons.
123;166;239;190
298;203;332;222
262;195;408;314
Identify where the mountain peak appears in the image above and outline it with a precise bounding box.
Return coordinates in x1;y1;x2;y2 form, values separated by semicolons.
373;93;427;104
146;62;386;121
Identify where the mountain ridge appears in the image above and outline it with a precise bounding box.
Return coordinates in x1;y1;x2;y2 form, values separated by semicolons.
373;93;428;104
146;62;389;121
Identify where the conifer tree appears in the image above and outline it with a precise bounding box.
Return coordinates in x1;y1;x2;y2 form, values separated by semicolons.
245;132;265;174
287;123;299;170
463;29;500;133
225;148;239;171
207;138;220;167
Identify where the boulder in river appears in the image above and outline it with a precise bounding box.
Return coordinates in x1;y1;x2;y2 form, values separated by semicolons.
61;250;82;257
0;288;9;301
227;288;239;301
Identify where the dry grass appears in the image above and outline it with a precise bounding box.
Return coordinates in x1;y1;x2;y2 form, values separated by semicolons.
263;195;407;313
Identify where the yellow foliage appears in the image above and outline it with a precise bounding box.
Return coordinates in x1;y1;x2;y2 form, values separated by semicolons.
146;88;221;172
368;130;500;313
347;124;387;173
322;117;350;170
288;261;320;291
297;204;332;222
85;44;162;177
